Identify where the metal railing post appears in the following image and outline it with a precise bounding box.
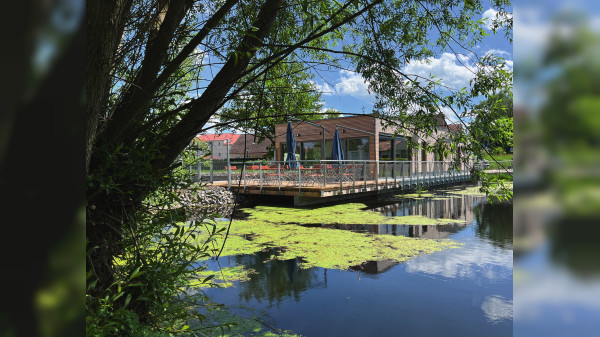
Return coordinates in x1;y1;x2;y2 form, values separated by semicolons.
352;161;356;190
363;160;367;190
298;163;301;193
384;162;388;187
339;162;343;192
209;142;214;183
393;162;397;188
417;161;420;189
227;140;231;188
322;160;326;187
278;162;281;191
259;164;263;192
376;161;379;191
401;162;404;189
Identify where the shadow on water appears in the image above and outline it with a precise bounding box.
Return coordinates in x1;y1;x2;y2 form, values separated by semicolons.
547;216;600;279
204;189;513;336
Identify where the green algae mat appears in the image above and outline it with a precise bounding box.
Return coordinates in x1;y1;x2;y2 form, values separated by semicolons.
202;219;461;271
242;203;464;226
190;202;464;287
190;201;465;273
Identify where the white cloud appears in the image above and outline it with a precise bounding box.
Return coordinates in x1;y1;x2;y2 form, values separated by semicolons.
485;49;511;58
482;8;499;30
513;7;551;61
482;296;513;323
405;237;512;280
514;266;600;323
440;106;459;123
334;70;372;98
404;52;476;89
311;81;334;96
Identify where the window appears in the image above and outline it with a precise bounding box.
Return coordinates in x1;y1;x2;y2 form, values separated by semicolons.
394;137;409;160
379;137;392;161
301;141;322;161
346;138;369;160
281;143;301;161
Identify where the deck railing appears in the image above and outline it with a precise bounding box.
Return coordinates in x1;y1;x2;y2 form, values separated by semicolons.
197;160;475;192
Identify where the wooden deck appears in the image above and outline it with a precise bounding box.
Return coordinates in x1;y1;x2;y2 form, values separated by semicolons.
212;171;472;205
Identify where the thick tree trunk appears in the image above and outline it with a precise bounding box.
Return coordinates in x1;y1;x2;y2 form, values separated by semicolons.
155;0;285;170
86;0;284;323
86;0;133;173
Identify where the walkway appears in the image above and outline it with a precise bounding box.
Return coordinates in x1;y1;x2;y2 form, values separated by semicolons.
210;160;474;206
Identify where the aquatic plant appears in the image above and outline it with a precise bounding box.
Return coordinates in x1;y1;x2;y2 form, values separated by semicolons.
242;203;464;226
200;307;303;337
198;219;462;271
188;266;257;289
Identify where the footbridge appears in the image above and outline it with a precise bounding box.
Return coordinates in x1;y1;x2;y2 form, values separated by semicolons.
209;160;480;206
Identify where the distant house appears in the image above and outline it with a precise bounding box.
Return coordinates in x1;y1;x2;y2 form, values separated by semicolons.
229;134;272;159
196;133;240;159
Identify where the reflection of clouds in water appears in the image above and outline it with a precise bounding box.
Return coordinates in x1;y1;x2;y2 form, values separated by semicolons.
514;266;600;322
405;240;512;280
482;295;513;323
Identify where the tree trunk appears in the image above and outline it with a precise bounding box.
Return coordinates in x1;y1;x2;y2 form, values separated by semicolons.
86;0;133;173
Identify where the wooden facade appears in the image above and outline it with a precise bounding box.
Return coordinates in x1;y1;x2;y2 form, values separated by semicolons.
274;115;455;163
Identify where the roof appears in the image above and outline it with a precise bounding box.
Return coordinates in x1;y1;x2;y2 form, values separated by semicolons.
446;123;463;132
197;133;240;143
229;134;272;154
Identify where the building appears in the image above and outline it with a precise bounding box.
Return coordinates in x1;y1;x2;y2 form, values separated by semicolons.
196;133;240;159
274;114;461;164
229;134;272;159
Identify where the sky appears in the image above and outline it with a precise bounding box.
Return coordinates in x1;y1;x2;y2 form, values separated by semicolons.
200;1;514;133
311;1;513;124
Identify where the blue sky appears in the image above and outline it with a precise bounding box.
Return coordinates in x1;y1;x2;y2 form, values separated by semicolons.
200;1;513;132
312;2;513;123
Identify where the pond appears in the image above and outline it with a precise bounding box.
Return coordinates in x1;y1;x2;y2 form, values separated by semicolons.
199;184;513;336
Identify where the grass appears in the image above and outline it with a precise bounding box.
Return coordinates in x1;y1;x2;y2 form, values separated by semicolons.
483;153;513;162
438;182;513;197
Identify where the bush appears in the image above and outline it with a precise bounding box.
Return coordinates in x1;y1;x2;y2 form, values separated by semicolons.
491;146;506;155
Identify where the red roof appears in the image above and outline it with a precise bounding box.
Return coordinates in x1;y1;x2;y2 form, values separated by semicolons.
197;133;240;143
446;124;463;132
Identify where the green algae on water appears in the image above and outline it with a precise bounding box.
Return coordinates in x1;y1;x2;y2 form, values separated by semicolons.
200;220;462;270
396;192;436;199
242;203;464;226
189;265;257;289
201;307;304;337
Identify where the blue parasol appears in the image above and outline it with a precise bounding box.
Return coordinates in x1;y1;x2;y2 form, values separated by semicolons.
285;122;298;169
331;128;345;164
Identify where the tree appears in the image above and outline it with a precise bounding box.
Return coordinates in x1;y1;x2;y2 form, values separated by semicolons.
470;90;513;155
215;61;325;144
86;0;512;334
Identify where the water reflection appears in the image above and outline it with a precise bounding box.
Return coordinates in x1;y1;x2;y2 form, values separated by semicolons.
326;222;466;240
404;235;512;281
228;249;326;305
482;295;513;324
205;195;513;336
373;192;475;222
547;217;600;279
473;202;513;249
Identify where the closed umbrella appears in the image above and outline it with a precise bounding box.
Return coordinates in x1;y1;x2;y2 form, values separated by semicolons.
331;128;345;164
285;122;298;169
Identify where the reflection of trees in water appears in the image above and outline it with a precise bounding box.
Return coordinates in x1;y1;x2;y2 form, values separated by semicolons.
547;217;600;279
233;249;325;305
473;202;513;249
